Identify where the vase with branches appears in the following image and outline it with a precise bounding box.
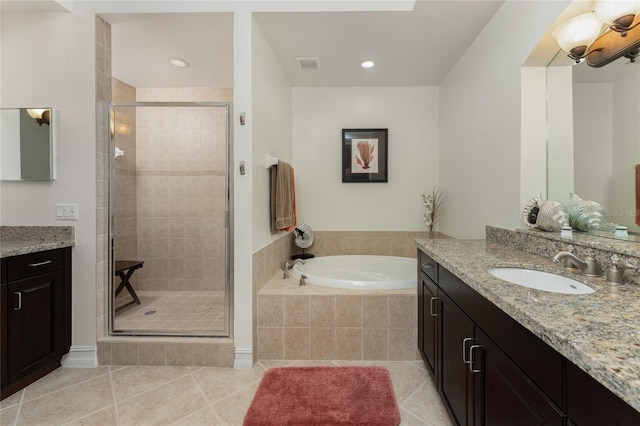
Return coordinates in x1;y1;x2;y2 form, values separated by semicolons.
422;188;444;232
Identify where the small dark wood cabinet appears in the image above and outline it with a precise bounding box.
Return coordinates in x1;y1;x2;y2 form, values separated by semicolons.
417;249;640;425
1;247;72;400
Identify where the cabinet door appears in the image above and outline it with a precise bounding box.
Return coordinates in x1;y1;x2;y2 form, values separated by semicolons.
440;291;475;426
420;272;439;376
472;328;565;426
8;271;63;381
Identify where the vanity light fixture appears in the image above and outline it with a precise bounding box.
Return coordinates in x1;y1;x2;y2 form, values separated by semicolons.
553;0;640;67
26;108;50;126
360;59;376;69
168;57;190;68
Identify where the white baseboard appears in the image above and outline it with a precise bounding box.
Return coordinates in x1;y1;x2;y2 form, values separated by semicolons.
61;346;97;368
234;348;254;370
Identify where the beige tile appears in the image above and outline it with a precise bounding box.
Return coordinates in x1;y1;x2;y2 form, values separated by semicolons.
116;376;207;426
171;406;222;425
284;328;310;360
112;342;139;365
22;366;110;402
258;295;283;327
211;380;261;425
376;361;429;405
219;344;235;367
192;343;220;366
0;404;20;426
401;379;452;425
111;366;191;403
257;327;283;359
138;343;166;365
389;328;416;361
363;328;389;360
67;406;117;425
336;328;362;360
310;295;336;327
337;295;362;327
363;295;389;328
0;389;23;409
284;295;309;327
192;365;265;404
310;328;336;360
18;374;113;425
166;343;194;366
390;295;416;328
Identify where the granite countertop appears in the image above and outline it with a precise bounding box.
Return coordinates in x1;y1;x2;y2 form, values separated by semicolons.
416;238;640;413
1;226;75;258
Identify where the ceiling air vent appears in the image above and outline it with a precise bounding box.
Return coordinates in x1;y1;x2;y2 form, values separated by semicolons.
296;57;320;70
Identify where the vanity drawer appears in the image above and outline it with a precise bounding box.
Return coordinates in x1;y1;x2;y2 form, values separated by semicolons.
6;250;63;282
419;250;438;283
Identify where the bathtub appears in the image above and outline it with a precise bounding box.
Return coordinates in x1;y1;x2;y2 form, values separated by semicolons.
289;255;417;290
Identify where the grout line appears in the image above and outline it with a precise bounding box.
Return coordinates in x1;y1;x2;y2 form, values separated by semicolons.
19;368;113;405
11;389;25;426
108;366;120;425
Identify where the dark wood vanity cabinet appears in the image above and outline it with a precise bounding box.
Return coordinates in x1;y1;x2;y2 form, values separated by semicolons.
1;247;72;400
417;249;639;425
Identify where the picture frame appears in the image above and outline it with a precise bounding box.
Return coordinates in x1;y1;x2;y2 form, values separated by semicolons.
341;128;388;183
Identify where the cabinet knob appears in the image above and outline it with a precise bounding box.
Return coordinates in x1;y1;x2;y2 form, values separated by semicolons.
13;292;22;311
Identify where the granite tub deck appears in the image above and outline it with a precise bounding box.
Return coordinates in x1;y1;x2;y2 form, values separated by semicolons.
416;238;640;413
0;226;75;258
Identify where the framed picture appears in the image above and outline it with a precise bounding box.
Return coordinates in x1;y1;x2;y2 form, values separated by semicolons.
342;128;388;183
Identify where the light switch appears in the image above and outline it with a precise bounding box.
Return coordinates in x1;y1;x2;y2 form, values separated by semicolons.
56;203;79;220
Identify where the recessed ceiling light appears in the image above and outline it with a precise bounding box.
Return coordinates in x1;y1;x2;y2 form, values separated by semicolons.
169;58;190;68
360;59;375;69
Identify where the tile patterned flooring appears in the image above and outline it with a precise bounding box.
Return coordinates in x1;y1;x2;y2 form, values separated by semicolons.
0;360;453;426
114;291;226;333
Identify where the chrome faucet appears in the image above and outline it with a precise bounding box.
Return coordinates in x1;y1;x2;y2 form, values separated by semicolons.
552;251;599;277
282;258;306;279
299;274;307;286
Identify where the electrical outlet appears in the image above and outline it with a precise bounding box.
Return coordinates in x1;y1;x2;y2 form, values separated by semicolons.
56;203;79;220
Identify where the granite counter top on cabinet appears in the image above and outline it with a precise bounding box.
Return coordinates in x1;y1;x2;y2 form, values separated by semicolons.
1;226;75;258
416;238;640;413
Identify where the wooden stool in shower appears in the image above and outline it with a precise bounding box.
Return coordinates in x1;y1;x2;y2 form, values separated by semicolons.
114;260;144;308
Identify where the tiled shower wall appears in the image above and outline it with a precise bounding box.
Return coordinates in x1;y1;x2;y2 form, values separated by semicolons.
133;88;231;292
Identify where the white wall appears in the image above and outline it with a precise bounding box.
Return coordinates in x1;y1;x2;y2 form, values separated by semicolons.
573;82;613;208
251;17;293;251
439;0;570;239
292;86;439;231
0;10;98;349
612;71;640;229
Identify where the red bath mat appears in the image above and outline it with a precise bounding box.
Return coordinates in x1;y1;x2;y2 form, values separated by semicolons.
243;366;401;426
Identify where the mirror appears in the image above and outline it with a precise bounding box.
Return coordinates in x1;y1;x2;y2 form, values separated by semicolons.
547;51;640;240
0;107;55;181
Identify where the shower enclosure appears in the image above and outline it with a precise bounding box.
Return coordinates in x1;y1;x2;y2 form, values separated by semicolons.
108;102;231;337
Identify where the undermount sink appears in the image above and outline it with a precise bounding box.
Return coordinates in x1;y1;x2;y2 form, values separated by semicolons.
487;268;595;295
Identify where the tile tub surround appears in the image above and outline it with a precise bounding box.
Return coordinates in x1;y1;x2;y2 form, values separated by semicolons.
257;274;418;361
415;237;640;413
0;226;75;258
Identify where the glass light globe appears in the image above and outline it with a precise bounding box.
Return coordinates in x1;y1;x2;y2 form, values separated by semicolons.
593;0;640;25
552;12;603;53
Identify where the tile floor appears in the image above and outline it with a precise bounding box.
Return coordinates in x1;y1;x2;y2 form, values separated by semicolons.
0;360;453;426
114;291;227;334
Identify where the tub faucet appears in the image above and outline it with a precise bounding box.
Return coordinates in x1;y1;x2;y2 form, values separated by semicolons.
282;258;306;279
552;251;599;277
299;274;307;286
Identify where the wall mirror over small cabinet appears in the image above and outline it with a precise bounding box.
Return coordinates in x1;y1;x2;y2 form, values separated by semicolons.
0;108;55;181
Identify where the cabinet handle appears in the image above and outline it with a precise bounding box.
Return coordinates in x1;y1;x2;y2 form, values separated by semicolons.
421;263;433;270
469;344;484;373
28;260;52;267
14;292;22;311
462;337;473;364
429;297;438;316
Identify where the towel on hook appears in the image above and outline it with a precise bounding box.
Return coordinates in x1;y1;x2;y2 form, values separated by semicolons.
271;160;296;232
636;164;640;226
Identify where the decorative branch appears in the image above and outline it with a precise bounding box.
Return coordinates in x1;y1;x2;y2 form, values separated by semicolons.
422;187;445;231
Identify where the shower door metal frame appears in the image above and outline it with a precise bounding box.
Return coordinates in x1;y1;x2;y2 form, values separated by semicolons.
107;101;233;337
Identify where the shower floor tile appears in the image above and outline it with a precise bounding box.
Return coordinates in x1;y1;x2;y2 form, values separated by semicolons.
114;290;226;333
